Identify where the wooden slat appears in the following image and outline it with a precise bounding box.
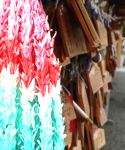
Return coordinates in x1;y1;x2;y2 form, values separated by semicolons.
76;0;101;44
68;0;95;47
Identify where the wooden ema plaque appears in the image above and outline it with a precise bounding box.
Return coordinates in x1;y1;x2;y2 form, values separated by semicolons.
77;79;90;117
56;2;88;58
96;20;108;49
61;93;76;145
97;90;108;126
93;128;106;150
68;0;101;50
89;64;104;94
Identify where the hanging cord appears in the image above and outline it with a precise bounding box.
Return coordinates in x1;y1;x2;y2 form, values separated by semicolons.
62;85;93;124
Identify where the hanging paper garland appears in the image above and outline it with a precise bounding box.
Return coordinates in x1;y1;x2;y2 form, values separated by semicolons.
51;81;65;150
0;66;18;150
0;0;65;149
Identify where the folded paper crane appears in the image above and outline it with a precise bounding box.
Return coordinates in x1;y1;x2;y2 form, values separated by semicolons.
0;0;65;149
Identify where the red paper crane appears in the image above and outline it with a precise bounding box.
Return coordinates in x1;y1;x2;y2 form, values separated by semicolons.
0;0;60;95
